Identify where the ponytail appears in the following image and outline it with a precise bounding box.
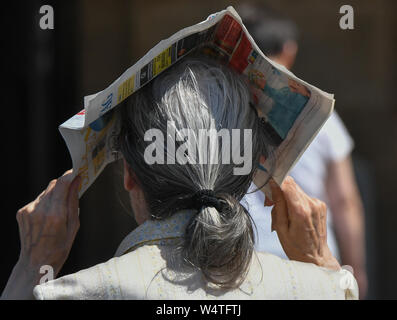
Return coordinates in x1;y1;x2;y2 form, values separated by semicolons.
182;193;254;289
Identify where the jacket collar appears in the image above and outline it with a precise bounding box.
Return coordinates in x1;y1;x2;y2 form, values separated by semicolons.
114;209;195;257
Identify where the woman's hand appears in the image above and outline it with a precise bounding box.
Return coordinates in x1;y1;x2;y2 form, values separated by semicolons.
2;170;81;299
266;177;340;270
16;169;81;276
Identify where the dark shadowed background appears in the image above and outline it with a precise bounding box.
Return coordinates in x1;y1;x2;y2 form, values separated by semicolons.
2;0;396;299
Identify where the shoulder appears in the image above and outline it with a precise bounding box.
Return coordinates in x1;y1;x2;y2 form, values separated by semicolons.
33;245;164;300
252;252;359;299
33;246;358;300
312;111;354;162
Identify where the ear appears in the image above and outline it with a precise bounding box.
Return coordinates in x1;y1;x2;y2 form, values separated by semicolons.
123;159;136;191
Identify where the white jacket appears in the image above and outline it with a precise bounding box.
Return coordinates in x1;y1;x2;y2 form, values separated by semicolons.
33;211;358;300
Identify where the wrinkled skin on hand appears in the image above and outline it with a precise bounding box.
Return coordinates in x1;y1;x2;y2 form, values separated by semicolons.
16;169;81;276
266;177;340;271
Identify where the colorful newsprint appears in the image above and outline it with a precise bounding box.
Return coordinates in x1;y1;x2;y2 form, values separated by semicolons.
59;6;334;198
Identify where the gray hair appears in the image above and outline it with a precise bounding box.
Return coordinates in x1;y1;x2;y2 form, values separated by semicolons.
116;55;274;289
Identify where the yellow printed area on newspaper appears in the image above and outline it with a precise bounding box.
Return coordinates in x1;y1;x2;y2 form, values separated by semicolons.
153;47;172;76
76;113;116;192
117;75;135;103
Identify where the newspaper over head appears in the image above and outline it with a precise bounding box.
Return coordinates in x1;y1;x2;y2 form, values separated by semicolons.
59;6;334;200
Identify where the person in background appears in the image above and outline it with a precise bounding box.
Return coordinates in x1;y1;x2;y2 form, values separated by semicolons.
238;3;368;298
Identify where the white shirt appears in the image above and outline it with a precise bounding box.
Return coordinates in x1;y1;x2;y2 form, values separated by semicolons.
33;210;358;300
242;111;354;260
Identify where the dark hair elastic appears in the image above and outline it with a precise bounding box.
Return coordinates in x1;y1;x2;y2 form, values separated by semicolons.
192;189;225;212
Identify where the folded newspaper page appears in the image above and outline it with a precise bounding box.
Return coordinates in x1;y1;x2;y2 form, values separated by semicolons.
59;6;334;198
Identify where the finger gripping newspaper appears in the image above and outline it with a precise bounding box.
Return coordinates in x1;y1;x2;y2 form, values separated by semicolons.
59;6;334;199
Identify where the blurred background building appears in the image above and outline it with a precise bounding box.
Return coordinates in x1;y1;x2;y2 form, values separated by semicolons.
2;0;397;299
